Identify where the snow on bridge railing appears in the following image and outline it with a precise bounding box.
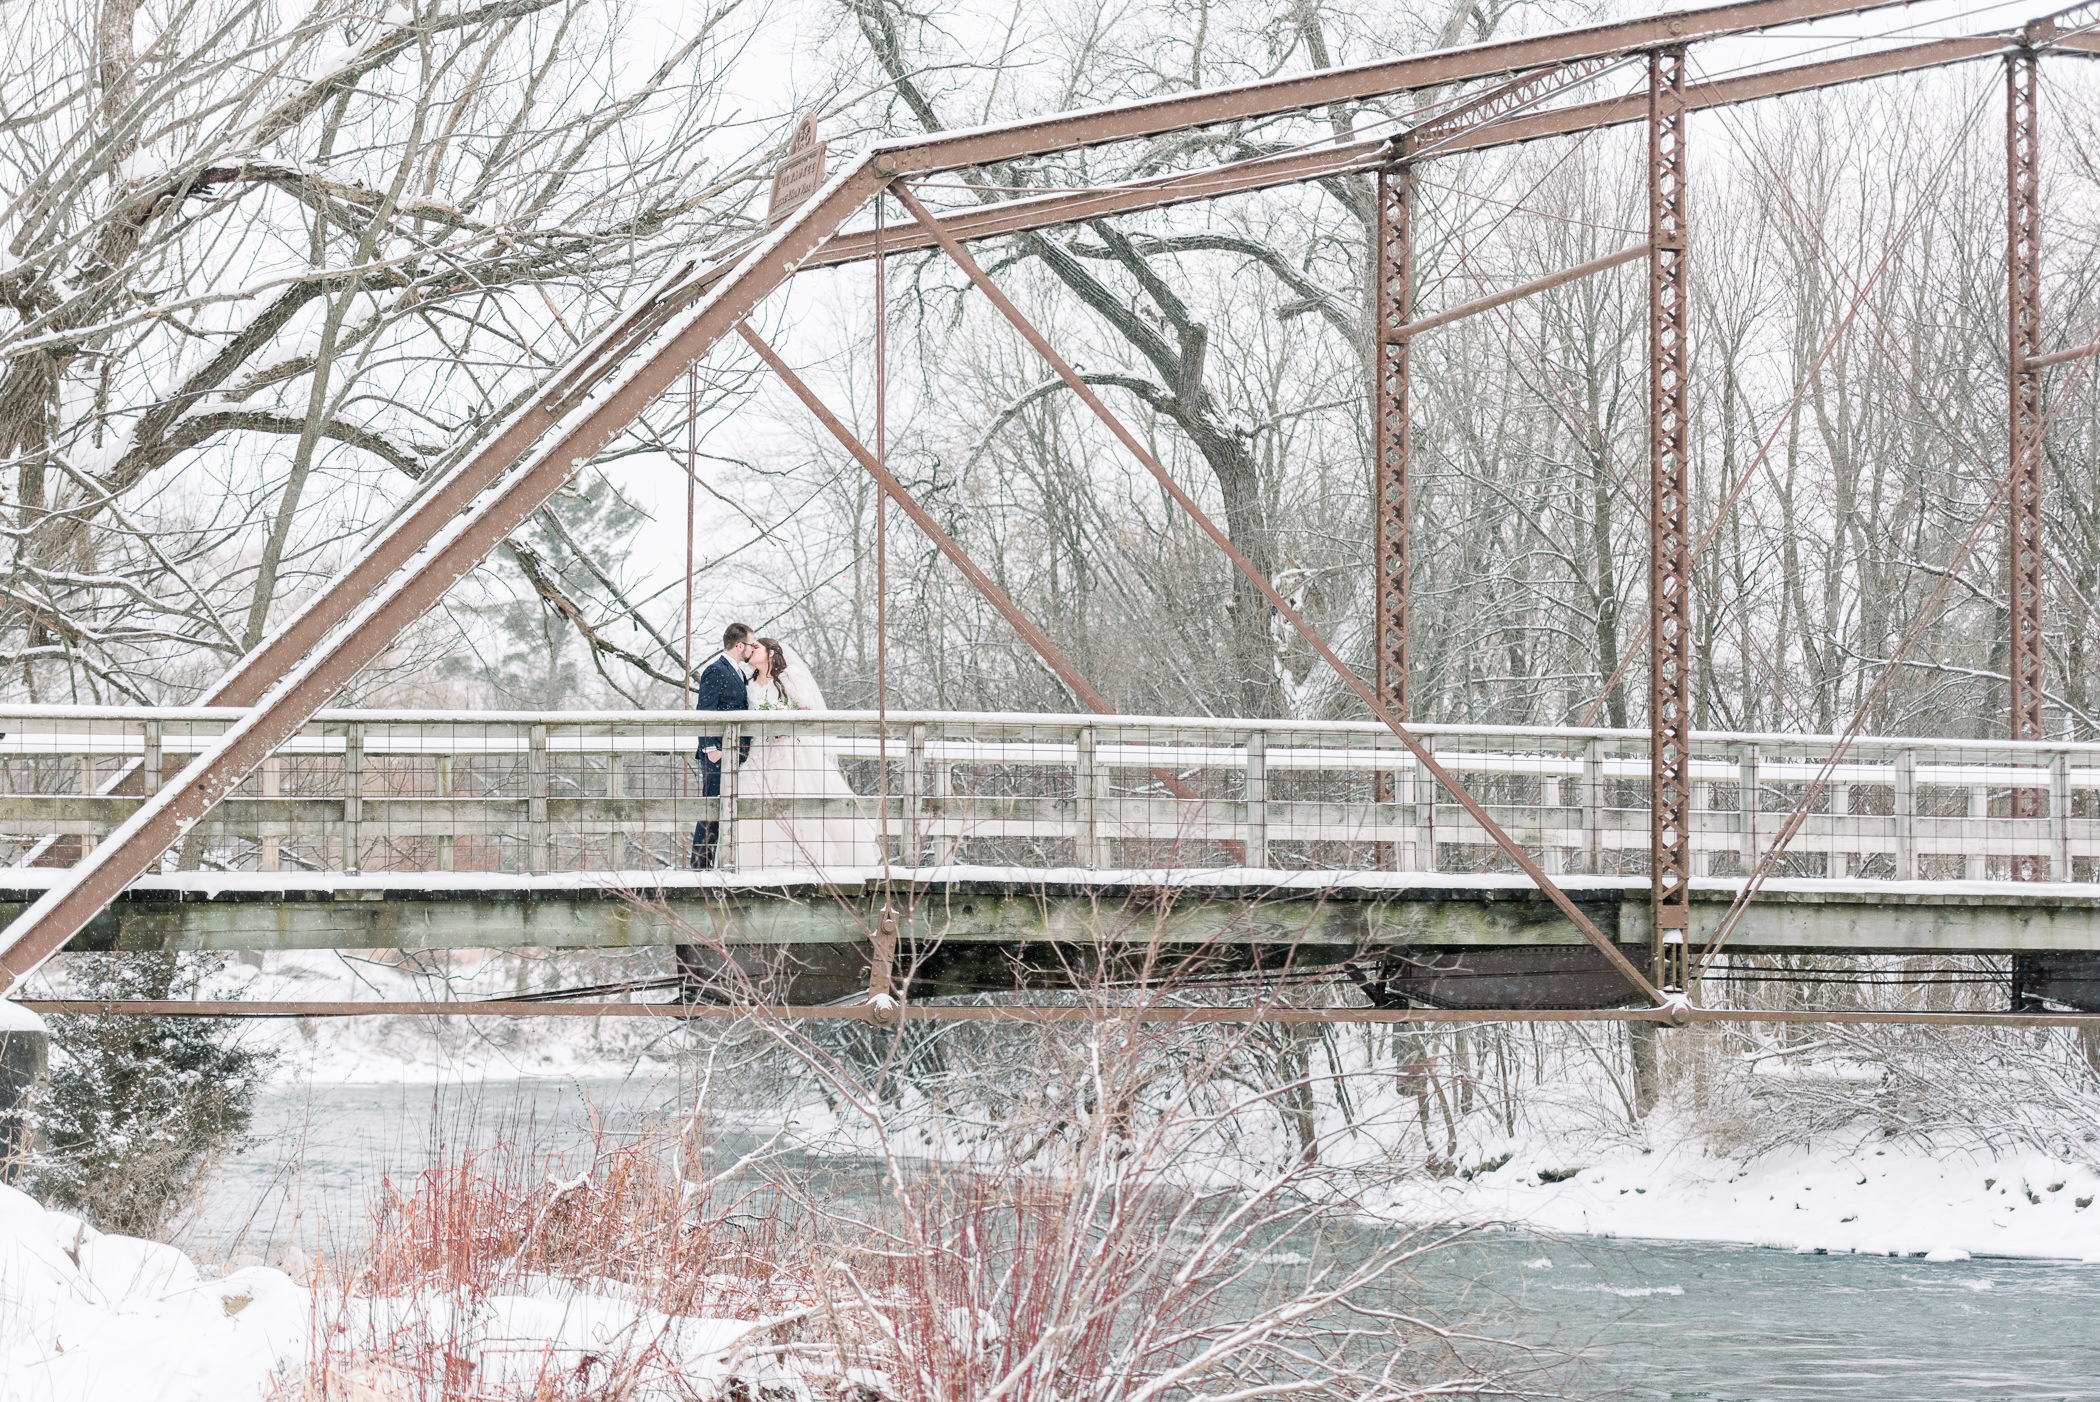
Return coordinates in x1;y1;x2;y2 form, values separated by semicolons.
0;707;2094;884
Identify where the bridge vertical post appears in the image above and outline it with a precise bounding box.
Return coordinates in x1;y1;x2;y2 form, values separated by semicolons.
1414;736;1437;874
77;757;95;856
1373;158;1412;872
1738;745;1760;878
1646;48;1693;987
1244;731;1268;869
2007;49;2048;877
2007;48;2046;757
343;723;363;876
2050;751;2069;879
1581;738;1603;875
141;720;160;794
528;724;549;875
1076;725;1105;869
908;723;928;868
929;755;954;865
1830;781;1851;879
435;754;453;872
1894;749;1916;881
605;750;621;869
720;724;741;872
1373;157;1412;723
1965;782;1987;880
260;759;280;873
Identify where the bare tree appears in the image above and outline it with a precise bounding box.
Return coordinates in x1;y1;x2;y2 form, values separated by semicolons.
1;0;771;704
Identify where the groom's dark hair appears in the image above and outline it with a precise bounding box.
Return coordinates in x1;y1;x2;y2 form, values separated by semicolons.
722;621;754;651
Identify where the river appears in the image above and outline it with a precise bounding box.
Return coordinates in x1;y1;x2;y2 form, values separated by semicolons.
191;1076;2100;1402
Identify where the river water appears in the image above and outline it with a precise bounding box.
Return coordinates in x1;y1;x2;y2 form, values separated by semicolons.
192;1076;2100;1402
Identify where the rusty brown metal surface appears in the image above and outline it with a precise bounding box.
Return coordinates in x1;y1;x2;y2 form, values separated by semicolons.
791;40;2019;285
1406;57;1624;152
1387;244;1647;344
1374;163;1412;722
1647;50;1694;982
1439;36;2011;155
881;0;1915;176
2027;336;2100;369
2008;50;2046;763
890;179;1670;1010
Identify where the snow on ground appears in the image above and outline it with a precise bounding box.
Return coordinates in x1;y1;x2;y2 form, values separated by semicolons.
1379;1123;2100;1263
0;1181;807;1401
0;1183;309;1400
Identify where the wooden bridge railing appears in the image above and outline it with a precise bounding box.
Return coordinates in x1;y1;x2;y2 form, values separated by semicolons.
0;707;2095;883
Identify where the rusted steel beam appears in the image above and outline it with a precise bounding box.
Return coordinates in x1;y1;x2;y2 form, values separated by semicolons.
1374;163;1412;722
1647;51;1694;983
783;39;2013;290
1405;57;1625;152
881;0;1915;175
1437;36;2011;155
2007;51;2047;821
889;181;1674;1012
2026;337;2100;370
20;1000;2100;1029
1385;244;1647;344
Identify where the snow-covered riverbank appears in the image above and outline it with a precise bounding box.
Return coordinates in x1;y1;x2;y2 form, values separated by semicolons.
1388;1128;2100;1263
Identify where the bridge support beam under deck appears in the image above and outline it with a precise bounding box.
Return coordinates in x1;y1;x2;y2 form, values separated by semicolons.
13;879;2100;958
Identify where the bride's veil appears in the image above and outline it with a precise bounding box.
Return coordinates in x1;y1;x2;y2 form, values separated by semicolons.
776;641;829;711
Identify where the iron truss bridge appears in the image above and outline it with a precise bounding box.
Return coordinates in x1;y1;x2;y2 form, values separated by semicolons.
3;0;2099;1027
5;707;2099;1027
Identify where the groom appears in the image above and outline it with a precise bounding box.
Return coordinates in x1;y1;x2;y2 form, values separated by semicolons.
691;621;759;869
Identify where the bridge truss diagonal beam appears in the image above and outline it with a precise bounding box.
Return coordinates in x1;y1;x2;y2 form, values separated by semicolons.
887;180;1672;1012
0;0;2032;999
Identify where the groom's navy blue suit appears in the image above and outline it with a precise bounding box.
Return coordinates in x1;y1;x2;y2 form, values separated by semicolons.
691;653;751;869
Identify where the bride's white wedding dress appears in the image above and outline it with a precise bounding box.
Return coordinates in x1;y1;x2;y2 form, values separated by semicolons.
735;654;883;870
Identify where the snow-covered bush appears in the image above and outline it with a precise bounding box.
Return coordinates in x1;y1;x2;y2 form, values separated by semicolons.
28;952;275;1237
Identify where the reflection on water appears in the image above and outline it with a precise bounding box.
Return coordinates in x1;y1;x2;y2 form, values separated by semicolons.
194;1076;2100;1402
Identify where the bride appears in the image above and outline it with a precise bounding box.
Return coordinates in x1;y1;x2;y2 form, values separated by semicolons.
735;637;883;870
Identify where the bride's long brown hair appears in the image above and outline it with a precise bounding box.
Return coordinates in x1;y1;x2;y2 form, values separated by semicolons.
756;637;789;682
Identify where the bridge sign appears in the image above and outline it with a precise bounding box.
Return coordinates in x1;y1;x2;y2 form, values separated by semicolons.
767;114;827;222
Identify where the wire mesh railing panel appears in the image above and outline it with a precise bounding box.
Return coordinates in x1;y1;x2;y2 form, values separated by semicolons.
2;709;2098;888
